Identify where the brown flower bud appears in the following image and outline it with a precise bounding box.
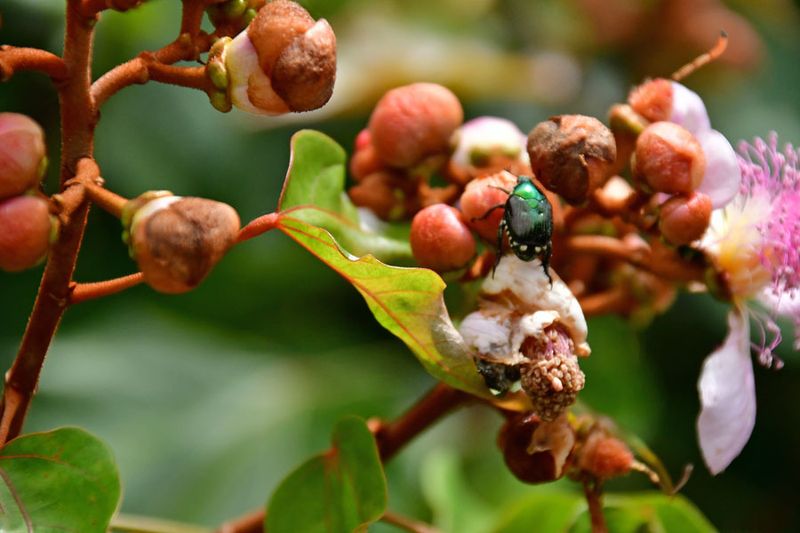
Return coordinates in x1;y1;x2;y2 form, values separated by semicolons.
458;170;517;241
348;171;419;221
578;433;634;479
527;115;616;205
127;195;240;294
410;204;475;272
223;0;336;114
634;121;706;194
519;324;585;421
498;413;576;484
658;191;712;245
0;195;54;272
0;113;46;200
628;78;673;123
368;83;463;168
349;130;386;182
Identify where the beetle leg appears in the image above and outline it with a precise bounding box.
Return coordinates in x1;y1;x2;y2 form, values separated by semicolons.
541;243;553;287
471;203;505;223
492;221;505;278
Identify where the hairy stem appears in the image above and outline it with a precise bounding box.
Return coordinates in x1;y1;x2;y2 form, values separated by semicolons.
0;0;97;444
81;180;128;218
583;479;608;533
0;46;69;82
70;273;144;304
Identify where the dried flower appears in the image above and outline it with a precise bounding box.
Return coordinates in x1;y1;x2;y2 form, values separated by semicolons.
696;133;800;474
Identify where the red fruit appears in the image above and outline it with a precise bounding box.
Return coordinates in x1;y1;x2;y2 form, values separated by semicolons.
459;170;517;241
410;204;475;272
635;121;706;194
0;113;46;199
628;78;673;123
659;192;712;245
0;195;53;272
368;83;463;168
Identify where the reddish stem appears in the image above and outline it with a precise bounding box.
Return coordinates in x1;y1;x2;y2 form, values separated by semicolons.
381;510;440;533
579;287;630;317
147;62;211;92
0;0;97;444
0;46;69;82
81;180;128;219
583;479;608;533
80;0;143;18
69;273;144;304
237;212;281;242
216;383;471;533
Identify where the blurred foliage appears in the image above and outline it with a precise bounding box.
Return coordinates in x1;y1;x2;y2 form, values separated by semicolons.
1;0;799;531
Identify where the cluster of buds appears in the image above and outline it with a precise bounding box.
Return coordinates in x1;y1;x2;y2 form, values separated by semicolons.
0;113;56;272
122;191;240;294
206;0;336;115
498;411;637;485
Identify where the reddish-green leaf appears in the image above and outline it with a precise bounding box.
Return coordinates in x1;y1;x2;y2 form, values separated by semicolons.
266;416;386;533
0;427;120;533
277;214;490;397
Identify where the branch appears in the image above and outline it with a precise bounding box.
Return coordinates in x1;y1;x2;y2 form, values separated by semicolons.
0;46;68;82
69;273;144;304
381;510;441;533
0;1;98;444
216;383;471;533
80;0;144;18
582;479;608;533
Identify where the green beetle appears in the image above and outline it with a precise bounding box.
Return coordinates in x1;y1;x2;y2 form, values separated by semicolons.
474;175;554;284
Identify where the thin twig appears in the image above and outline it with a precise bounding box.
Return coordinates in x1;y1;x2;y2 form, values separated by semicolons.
70;273;144;305
582;479;608;533
0;46;69;82
579;286;630;317
381;510;441;533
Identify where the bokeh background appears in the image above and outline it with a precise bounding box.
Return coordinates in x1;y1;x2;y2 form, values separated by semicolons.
2;0;799;531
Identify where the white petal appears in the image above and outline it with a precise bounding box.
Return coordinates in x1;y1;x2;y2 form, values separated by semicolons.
451;116;527;167
697;310;756;474
696;129;742;209
669;82;711;134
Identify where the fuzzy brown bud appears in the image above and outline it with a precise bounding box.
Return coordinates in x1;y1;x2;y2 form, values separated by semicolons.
410;204;475;272
127;195;240;294
0;195;54;272
498;413;575;484
349;130;386;182
634;121;706;194
578;433;634;479
628;78;673;123
459;170;517;241
348;171;419;221
527;115;616;205
658;191;712;245
368;83;463;168
519;325;585;421
0;113;46;200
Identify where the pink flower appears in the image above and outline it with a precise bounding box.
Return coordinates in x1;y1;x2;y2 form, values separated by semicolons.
697;133;799;474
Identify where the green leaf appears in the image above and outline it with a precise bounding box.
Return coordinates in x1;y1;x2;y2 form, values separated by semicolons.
0;427;121;533
277;215;490;397
277;129;412;263
266;416;387;533
494;491;716;533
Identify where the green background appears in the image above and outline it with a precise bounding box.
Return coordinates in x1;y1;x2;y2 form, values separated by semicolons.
1;1;799;530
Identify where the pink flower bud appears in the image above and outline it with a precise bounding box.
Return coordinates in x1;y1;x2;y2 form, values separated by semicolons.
410;204;475;272
127;195;240;294
628;79;710;134
0;195;53;272
659;192;712;245
451;116;528;169
527;115;616;205
635;121;706;194
222;0;336;115
368;83;463;168
349;131;386;182
0;113;46;199
458;170;517;241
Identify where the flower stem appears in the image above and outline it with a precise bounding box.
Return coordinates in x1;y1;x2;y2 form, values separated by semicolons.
381;510;441;533
583;479;608;533
0;46;69;82
69;273;144;304
81;179;128;219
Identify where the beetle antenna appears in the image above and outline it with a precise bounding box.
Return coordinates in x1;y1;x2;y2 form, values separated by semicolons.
671;30;728;82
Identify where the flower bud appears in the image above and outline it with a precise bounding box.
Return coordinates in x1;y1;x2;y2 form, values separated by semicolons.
458;170;517;241
410;204;475;272
451;116;528;169
368;83;463;168
527;115;616;205
220;0;336;115
126;194;240;294
0;195;54;272
578;433;634;479
658;192;712;245
498;413;575;484
349;130;386;182
628;79;710;134
634;121;706;194
0;113;46;199
348;171;419;221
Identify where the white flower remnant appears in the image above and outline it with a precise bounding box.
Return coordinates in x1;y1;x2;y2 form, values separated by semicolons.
459;256;590;420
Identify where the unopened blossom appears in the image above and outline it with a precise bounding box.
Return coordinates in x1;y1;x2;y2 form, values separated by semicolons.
451;116;528;169
697;133;799;474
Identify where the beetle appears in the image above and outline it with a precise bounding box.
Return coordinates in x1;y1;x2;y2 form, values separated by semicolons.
473;175;553;284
